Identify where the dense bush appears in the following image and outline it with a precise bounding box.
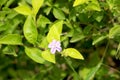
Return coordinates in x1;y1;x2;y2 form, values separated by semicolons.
0;0;120;80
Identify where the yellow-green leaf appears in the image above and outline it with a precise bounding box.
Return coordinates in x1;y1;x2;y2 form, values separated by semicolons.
42;50;55;63
23;15;38;44
62;48;84;60
14;4;32;15
25;47;45;63
47;20;63;43
32;0;44;15
73;0;88;7
0;34;22;45
38;37;48;48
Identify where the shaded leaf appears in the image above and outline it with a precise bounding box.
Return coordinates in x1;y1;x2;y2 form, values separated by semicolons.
70;34;85;43
109;24;120;38
116;43;120;59
62;48;84;60
83;25;92;35
0;34;22;45
42;50;55;63
86;0;101;11
53;8;65;20
25;47;45;63
85;62;102;80
2;45;17;57
92;35;108;45
80;68;90;80
43;7;52;15
93;12;103;22
37;15;51;27
106;0;114;10
23;15;38;44
38;37;48;48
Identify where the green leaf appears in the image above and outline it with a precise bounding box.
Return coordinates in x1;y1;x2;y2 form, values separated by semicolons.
80;68;90;80
47;20;63;43
43;7;52;15
83;25;92;35
32;0;44;15
70;33;85;43
86;0;101;11
0;0;7;6
73;0;88;7
85;62;102;80
23;15;38;44
0;34;22;45
14;4;32;15
92;35;108;45
62;48;84;60
53;8;65;20
93;12;103;22
106;0;114;10
2;45;17;57
42;50;55;63
38;37;48;48
109;24;120;38
25;47;45;64
37;15;51;27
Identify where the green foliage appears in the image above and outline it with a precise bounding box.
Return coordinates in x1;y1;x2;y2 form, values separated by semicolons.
32;0;44;16
47;20;63;42
23;15;38;44
85;62;102;80
109;25;120;41
92;34;108;45
42;50;55;63
73;0;88;7
2;45;17;56
62;48;84;60
14;4;32;15
0;34;22;45
53;8;65;20
25;47;45;63
0;0;120;79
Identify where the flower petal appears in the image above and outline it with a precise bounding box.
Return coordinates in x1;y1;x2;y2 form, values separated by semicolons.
48;43;53;48
48;39;62;54
52;40;57;44
48;40;57;48
56;41;61;46
50;48;56;54
56;47;62;52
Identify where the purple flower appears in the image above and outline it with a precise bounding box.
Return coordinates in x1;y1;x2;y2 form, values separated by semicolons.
48;40;62;54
